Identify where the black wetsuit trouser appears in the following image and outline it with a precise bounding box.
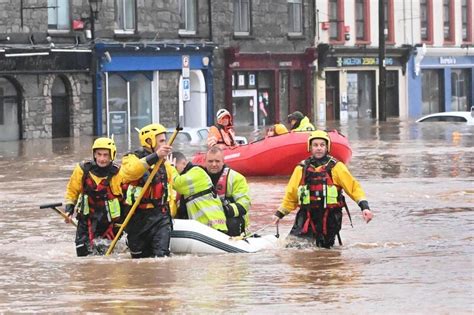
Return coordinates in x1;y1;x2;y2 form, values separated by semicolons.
75;210;111;256
125;208;172;258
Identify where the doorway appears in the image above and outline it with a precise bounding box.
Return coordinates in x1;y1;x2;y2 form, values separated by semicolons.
325;71;340;120
51;77;70;138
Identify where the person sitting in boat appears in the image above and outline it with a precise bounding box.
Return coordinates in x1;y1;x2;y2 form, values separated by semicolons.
272;130;374;248
207;109;237;149
170;152;228;233
287;111;315;132
205;146;250;236
120;123;174;258
64;137;124;256
266;123;289;137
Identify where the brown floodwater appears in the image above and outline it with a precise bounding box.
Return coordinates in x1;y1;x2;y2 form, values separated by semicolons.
0;120;472;313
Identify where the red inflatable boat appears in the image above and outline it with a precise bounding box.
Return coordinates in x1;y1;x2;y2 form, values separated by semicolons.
191;130;352;176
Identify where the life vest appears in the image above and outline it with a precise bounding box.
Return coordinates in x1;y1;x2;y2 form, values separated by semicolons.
77;161;122;222
215;167;230;199
123;151;169;213
214;125;236;147
294;157;349;247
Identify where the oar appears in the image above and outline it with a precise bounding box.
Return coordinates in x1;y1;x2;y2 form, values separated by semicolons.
39;202;77;227
231;222;279;241
105;124;182;256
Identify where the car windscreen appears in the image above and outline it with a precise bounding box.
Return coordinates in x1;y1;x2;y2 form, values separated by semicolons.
420;116;467;123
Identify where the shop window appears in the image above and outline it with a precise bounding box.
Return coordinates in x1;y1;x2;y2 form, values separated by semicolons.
288;0;303;36
421;70;444;115
462;0;473;43
115;0;136;33
234;0;251;36
329;0;344;43
451;69;471;111
179;0;197;35
130;74;152;131
383;0;395;44
443;0;455;44
48;0;70;30
355;0;370;43
108;75;128;135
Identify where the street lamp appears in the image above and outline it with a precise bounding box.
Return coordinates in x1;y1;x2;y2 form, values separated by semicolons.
89;0;103;40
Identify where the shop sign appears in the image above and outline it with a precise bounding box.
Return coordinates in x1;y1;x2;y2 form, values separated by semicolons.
279;61;292;67
0;51;91;72
439;57;456;65
336;57;394;67
109;111;127;135
182;78;191;101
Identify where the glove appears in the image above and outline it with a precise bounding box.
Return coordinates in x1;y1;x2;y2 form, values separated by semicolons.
223;204;234;218
65;203;75;216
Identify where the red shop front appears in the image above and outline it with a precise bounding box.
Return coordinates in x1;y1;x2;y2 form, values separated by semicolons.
224;47;316;128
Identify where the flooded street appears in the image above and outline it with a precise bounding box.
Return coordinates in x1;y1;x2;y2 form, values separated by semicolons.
0;120;472;313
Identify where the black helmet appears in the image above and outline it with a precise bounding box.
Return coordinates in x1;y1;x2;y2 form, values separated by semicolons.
288;111;304;122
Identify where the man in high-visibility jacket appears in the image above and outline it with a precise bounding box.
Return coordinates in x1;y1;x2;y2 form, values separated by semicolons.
288;111;315;132
64;137;123;256
272;130;374;248
171;152;228;233
205;146;250;236
120;123;174;258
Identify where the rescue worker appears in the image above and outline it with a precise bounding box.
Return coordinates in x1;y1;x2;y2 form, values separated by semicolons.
266;123;289;137
171;152;228;233
207;109;237;148
205;146;250;236
64;137;123;256
287;111;315;132
272;130;374;248
120;123;174;258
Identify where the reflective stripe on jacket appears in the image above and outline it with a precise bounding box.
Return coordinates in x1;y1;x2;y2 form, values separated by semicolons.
277;156;367;217
172;165;228;232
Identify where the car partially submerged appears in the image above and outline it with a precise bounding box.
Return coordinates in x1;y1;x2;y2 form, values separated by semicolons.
416;110;474;125
166;127;248;145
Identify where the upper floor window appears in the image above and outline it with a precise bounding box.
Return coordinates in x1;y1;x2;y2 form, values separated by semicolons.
329;0;344;42
462;0;473;42
420;0;433;43
383;0;394;43
179;0;197;34
48;0;70;30
355;0;369;42
443;0;455;43
234;0;251;35
288;0;303;35
115;0;136;33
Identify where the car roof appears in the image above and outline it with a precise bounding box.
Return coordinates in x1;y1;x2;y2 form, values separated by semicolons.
416;111;474;124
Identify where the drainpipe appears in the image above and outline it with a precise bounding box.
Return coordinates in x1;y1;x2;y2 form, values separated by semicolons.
208;0;213;41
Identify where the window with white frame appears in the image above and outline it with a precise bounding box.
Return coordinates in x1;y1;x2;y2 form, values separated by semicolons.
179;0;197;34
115;0;136;33
288;0;303;35
48;0;70;30
234;0;251;35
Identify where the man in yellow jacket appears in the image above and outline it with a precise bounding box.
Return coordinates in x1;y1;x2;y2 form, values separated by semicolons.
288;111;315;132
171;152;228;233
64;137;123;256
120;123;174;258
272;130;373;248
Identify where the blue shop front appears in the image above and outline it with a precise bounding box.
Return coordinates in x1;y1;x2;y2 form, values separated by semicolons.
408;46;473;119
94;42;215;143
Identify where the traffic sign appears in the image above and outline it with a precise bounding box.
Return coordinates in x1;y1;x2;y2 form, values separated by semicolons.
182;55;190;78
182;78;191;101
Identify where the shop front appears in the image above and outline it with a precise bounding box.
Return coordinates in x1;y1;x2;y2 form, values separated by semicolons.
0;48;91;140
408;46;474;118
317;46;410;121
95;43;215;145
223;47;316;129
